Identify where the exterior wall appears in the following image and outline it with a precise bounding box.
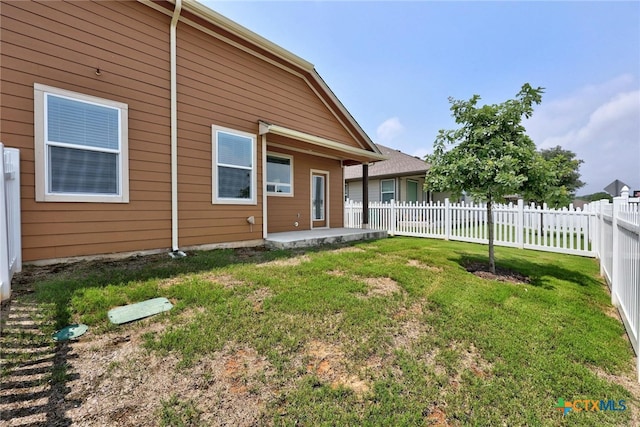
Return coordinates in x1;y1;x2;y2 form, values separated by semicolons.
0;1;173;261
0;1;368;262
346;181;363;203
174;17;354;245
266;147;343;233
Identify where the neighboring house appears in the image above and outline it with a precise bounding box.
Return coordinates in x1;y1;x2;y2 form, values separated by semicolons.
344;144;447;204
0;0;384;263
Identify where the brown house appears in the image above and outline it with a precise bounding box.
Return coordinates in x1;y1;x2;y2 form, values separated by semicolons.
0;0;384;263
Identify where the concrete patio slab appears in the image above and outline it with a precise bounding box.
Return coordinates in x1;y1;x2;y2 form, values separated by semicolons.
265;228;387;249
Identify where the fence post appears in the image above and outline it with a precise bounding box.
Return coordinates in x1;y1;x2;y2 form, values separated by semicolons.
610;189;628;306
517;199;524;249
390;199;396;236
0;144;9;302
444;198;450;240
344;200;349;227
598;200;606;276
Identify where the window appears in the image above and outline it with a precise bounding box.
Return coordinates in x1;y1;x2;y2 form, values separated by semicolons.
34;84;129;202
312;174;325;221
212;125;256;204
266;153;293;196
381;179;395;203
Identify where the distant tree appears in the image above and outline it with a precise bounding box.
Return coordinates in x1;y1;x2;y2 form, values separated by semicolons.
526;146;585;208
578;192;613;202
425;83;547;274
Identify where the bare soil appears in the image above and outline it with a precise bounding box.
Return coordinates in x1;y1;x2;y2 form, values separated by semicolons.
464;261;531;284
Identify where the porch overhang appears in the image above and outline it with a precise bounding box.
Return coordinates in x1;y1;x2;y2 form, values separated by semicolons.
259;121;386;165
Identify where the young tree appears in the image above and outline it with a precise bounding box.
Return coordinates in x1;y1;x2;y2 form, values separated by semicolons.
425;83;546;274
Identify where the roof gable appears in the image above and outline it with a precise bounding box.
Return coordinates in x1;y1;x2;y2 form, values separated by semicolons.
141;0;381;159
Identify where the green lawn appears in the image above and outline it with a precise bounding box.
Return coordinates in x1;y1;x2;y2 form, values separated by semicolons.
6;237;638;425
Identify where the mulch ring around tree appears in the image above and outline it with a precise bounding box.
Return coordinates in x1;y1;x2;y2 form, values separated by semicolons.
464;262;531;285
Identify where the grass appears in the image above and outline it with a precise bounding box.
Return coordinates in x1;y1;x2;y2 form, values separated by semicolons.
14;238;639;425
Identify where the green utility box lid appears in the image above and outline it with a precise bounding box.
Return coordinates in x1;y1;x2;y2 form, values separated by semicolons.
53;324;88;341
108;297;173;325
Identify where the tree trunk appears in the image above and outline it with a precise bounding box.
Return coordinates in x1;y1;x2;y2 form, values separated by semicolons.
487;199;495;274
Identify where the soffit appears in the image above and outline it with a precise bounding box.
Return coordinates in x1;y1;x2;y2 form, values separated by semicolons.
260;121;387;164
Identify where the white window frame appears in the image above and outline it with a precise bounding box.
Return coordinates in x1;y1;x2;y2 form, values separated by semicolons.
266;152;293;197
34;83;129;203
212;125;257;205
381;178;395;203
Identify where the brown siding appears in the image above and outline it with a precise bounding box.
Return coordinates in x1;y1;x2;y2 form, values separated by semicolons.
266;148;343;233
0;0;173;261
174;20;357;247
1;0;365;262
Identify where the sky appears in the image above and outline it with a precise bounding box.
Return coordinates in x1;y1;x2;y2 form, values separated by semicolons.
204;0;640;196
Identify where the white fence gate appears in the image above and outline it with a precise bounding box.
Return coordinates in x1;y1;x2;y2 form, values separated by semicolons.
0;143;21;302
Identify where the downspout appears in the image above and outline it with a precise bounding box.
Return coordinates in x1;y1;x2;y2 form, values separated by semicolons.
262;134;267;239
170;0;185;256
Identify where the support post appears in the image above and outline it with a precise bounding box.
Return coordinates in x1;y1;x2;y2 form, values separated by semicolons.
362;163;369;229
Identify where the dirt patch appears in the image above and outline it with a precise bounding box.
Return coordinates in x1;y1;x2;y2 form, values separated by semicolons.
602;304;623;321
393;301;425;320
464;262;530;285
304;340;370;396
1;281;274;427
589;365;640;425
407;259;443;272
362;277;403;298
198;272;246;289
246;287;274;312
331;246;365;254
65;333;275;426
257;254;310;267
425;406;450;426
392;319;427;350
327;269;347;277
444;342;493;391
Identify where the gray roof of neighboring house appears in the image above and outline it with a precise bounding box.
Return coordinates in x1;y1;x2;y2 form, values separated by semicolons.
344;144;429;180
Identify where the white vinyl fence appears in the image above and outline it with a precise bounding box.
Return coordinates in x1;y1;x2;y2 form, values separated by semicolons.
0;143;21;302
592;188;639;380
345;192;640;382
345;198;595;257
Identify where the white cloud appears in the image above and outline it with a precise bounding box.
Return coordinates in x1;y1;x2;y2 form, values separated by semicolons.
376;117;405;144
524;75;640;194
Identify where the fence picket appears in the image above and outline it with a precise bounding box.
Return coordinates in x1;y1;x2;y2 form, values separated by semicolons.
1;144;21;302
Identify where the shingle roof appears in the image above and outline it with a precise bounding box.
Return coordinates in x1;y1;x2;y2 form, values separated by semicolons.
344;144;429;180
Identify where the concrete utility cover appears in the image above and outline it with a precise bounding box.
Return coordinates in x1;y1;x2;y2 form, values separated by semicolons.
108;297;173;325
